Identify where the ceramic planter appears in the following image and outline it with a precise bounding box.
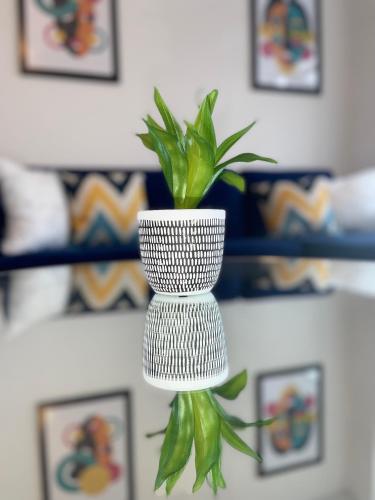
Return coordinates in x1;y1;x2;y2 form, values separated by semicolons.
138;209;226;296
143;293;228;392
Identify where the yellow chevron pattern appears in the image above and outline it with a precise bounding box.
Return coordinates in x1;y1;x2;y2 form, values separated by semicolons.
72;262;148;310
267;258;331;290
70;173;147;244
259;178;332;234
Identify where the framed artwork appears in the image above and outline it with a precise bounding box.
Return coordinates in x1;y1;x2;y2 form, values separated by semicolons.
38;391;134;500
251;0;322;94
18;0;119;81
256;365;323;476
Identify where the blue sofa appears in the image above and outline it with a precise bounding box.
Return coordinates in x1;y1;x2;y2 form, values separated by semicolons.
1;169;375;272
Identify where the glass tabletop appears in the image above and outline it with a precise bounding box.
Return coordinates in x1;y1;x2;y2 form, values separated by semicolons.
0;257;372;500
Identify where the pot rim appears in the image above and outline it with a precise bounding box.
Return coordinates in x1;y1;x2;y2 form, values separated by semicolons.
138;208;226;222
143;366;228;392
151;292;216;304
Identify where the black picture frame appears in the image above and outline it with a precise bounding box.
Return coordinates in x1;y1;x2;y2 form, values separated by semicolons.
251;0;322;95
18;0;120;82
256;364;324;476
38;390;134;500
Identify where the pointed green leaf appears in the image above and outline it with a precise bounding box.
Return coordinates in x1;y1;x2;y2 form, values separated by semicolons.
136;133;154;151
220;170;246;193
194;94;217;151
146;114;165;131
207;89;219;114
155;393;194;490
192;391;221;493
211;461;226;492
184;123;215;208
221;420;262;463
145;121;187;205
215;122;256;163
208;392;275;429
145;428;166;439
154;88;184;145
145;123;173;196
216;153;277;170
165;466;185;496
213;370;248;400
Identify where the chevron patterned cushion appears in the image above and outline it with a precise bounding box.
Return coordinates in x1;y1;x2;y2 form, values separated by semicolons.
60;170;147;246
67;261;149;313
246;171;338;236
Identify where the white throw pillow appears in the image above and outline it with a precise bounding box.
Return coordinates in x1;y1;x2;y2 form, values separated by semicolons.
0;158;69;254
2;266;71;338
331;168;375;232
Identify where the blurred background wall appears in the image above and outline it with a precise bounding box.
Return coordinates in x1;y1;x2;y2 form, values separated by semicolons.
0;0;353;171
0;296;349;500
0;1;374;500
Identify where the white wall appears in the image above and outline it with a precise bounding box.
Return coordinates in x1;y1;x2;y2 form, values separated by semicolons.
0;294;350;500
0;1;367;499
0;0;352;172
346;0;375;170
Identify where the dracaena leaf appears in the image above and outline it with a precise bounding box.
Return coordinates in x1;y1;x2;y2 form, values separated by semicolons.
145;123;173;195
155;393;194;490
191;391;221;493
221;420;262;463
215;122;256;163
136;133;154;151
154;88;184;146
220;170;246;193
145;428;166;438
184;123;215;208
216;152;277;170
213;370;248;400
146;114;165;131
194;93;217;151
165;466;185;496
145;122;187;205
208;392;275;430
207;89;219;114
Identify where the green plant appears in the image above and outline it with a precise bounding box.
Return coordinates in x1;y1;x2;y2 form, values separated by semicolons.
147;370;275;495
137;89;277;209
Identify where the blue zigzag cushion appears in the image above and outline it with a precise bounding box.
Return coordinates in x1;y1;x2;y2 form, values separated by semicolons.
67;261;149;313
245;171;339;237
60;170;147;247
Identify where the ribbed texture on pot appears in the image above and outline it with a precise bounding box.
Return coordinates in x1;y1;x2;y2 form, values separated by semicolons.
143;293;228;391
138;211;225;296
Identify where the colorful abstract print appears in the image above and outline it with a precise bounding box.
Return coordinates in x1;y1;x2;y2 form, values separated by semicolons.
265;386;317;453
56;415;123;495
260;0;315;74
35;0;108;57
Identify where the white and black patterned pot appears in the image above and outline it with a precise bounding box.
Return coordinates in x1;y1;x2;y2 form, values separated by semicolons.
138;209;226;296
143;293;228;391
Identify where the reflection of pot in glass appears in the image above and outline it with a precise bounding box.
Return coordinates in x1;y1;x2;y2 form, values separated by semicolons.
143;292;228;391
138;209;226;296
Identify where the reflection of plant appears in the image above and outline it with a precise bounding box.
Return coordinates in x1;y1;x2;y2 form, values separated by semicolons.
147;371;275;495
137;89;277;209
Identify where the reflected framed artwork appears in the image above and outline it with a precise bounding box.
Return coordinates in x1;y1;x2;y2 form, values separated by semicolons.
251;0;322;94
38;391;134;500
18;0;119;81
256;365;323;476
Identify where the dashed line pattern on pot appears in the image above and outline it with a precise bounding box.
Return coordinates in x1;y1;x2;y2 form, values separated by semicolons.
143;294;227;389
138;218;225;295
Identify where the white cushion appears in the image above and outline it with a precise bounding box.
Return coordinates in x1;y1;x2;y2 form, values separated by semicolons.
0;159;69;254
2;266;71;338
331;168;375;232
